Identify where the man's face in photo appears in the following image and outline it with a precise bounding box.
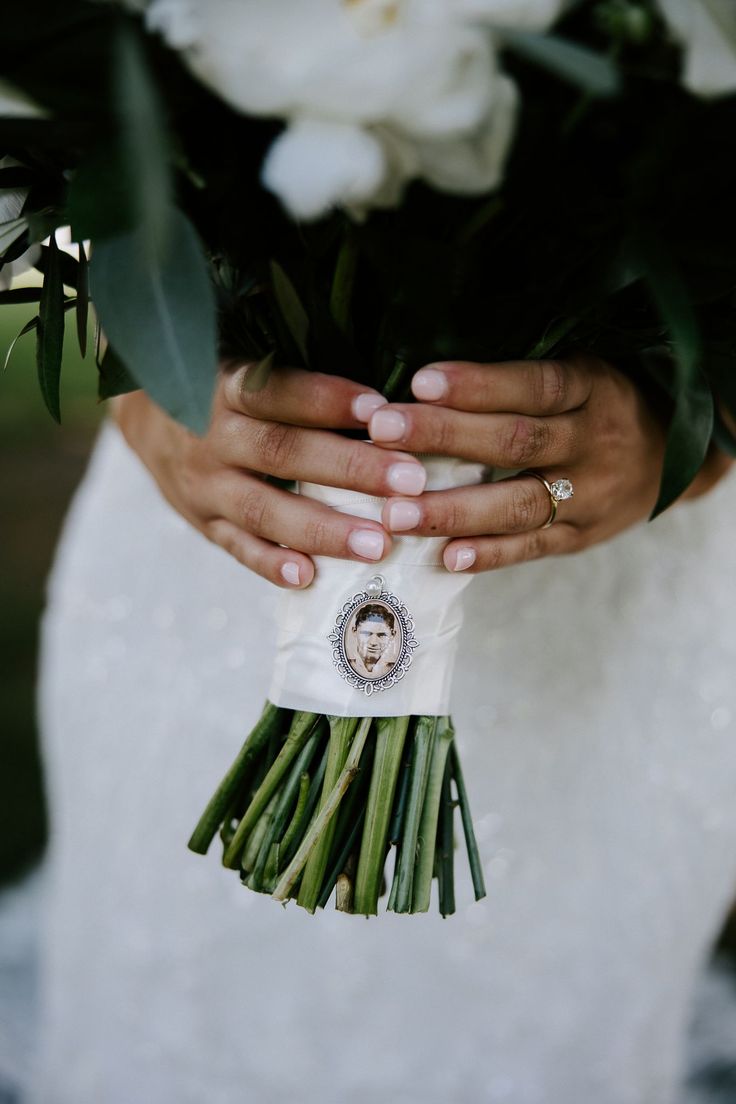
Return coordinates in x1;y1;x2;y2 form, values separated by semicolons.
356;615;392;667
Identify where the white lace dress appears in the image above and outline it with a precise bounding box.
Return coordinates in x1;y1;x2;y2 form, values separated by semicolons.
30;422;736;1104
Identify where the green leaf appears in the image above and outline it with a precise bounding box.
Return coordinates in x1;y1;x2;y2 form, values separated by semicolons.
76;241;89;357
241;350;275;393
97;343;138;400
0;287;42;304
89;207;217;435
114;23;172;259
36;232;65;422
35;244;79;290
635;235;714;516
270;260;310;366
66;23;171;252
502;31;621;96
3;313;38;373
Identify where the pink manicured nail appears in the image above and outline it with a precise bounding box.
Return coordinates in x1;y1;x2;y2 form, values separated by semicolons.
387;462;426;496
386;500;421;532
370;408;406;442
352;393;387;423
348;529;385;561
280;562;301;586
451;547;476;572
412;368;448;401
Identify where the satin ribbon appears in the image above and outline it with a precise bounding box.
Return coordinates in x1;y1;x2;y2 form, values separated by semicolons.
268;456;486;717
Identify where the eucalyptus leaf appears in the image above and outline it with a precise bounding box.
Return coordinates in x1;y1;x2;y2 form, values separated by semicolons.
3;313;38;373
76;241;89;357
0;287;42;304
114;23;172;259
89;207;217;435
270;260;310;366
36;233;65;422
634;235;713;515
502;31;621;96
98;343;138;400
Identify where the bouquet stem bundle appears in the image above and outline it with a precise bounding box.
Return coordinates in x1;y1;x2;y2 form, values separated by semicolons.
189;703;486;916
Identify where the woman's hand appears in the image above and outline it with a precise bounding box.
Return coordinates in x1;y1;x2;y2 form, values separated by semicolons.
114;362;428;588
360;354;733;573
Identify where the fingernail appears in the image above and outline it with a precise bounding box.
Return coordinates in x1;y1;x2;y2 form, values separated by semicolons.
387;462;426;496
386;500;421;532
370;408;406;442
348;528;385;561
352;393;387;423
280;562;301;586
450;547;476;572
412;368;448;402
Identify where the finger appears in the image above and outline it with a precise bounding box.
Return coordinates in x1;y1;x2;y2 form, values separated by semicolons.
216;413;427;497
382;473;575;536
442;523;581;573
216;472;393;563
222;361;387;429
368;404;579;468
205;519;316;588
411;358;593;416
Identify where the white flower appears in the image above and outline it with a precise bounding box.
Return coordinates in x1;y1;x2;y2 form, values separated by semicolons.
454;0;563;29
141;0;525;218
656;0;736;96
262;119;389;221
0;156;41;289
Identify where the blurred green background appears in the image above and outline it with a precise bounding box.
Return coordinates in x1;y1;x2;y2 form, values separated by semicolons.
1;303;101;886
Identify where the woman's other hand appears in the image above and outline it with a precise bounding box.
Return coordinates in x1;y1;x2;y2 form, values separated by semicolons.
361;355;732;573
114;362;427;588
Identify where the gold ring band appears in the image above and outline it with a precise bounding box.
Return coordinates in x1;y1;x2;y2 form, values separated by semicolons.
519;471;574;529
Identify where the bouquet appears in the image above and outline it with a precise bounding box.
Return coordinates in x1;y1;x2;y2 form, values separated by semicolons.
2;0;736;915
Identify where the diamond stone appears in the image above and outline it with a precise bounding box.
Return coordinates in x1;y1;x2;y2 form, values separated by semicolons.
550;479;574;502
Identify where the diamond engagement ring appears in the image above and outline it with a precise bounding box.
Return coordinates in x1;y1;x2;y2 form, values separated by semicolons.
520;470;574;529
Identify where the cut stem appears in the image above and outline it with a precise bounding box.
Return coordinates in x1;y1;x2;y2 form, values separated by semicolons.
272;717;372;904
222;711;319;868
449;741;487;902
436;754;456;918
353;716;410;916
188;702;288;854
411;717;453;913
390;716;438;913
297;716;360;913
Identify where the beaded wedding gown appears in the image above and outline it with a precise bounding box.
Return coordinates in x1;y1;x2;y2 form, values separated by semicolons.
30;422;736;1104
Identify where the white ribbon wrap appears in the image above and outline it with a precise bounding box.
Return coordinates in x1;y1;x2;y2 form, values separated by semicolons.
268;456;486;717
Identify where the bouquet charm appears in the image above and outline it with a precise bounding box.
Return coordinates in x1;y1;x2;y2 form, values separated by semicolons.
188;459;488;916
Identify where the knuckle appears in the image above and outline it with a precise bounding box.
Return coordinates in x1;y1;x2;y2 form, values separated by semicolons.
430;498;465;535
302;516;333;554
506;484;539;531
340;444;369;490
430;411;456;454
252;421;299;473
525;530;547;561
481;541;506;571
535;360;568;413
504;417;549;467
239;487;270;535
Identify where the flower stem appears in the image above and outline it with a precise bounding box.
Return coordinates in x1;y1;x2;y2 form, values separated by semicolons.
222;711;319;868
390;716;438;913
272;717;373;905
329;225;358;334
248;728;322;892
279;749;328;868
297;716;360;913
411;717;453;913
353;716;410;915
449;741;486;902
436;755;456;918
188;702;288;854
